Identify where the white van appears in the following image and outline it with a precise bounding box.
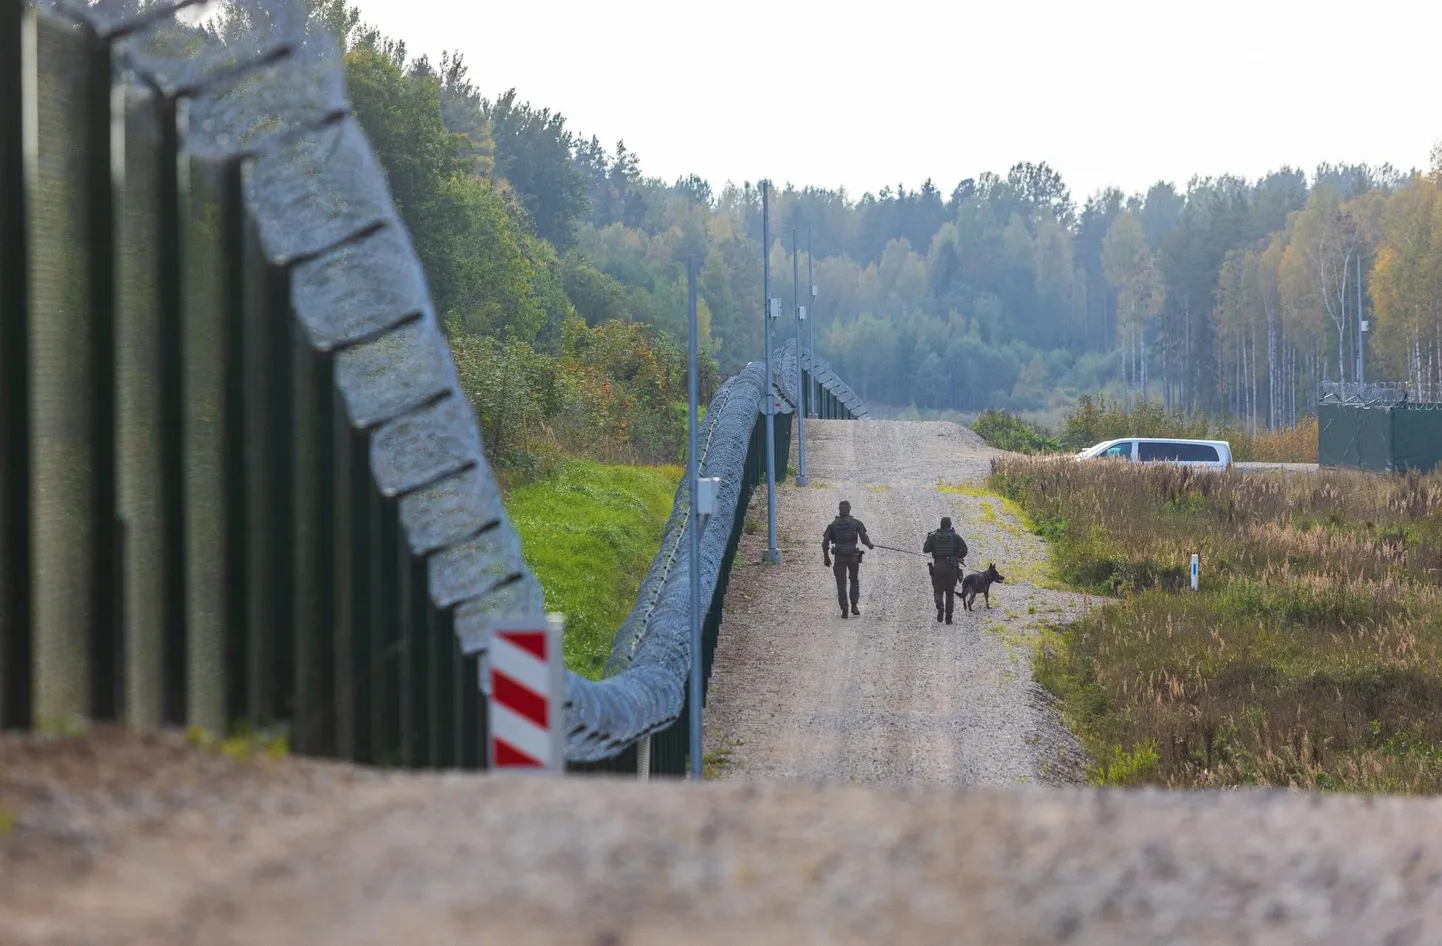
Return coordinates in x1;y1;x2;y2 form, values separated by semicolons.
1075;438;1233;471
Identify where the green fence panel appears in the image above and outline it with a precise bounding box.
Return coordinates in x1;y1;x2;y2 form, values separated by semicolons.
1319;403;1392;472
1391;408;1442;473
1318;403;1442;474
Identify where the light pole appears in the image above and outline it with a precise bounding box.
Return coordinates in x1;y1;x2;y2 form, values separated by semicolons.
792;228;808;485
685;257;716;781
1357;249;1367;386
761;183;780;565
808;228;817;419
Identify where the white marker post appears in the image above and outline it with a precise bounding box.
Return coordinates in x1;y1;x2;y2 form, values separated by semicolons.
1190;553;1199;592
486;615;566;773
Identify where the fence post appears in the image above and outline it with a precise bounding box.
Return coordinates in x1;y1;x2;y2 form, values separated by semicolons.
116;82;169;731
29;16;108;726
290;336;332;756
637;734;651;780
178;156;240;737
0;0;34;730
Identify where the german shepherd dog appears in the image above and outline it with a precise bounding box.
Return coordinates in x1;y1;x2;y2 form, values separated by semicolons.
960;563;1005;611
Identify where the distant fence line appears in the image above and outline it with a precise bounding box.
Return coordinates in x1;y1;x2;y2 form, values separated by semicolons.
0;0;867;775
1318;384;1442;475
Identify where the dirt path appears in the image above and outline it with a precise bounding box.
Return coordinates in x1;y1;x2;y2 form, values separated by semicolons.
704;420;1089;787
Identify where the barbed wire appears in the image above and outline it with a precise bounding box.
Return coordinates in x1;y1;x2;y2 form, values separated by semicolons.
1316;381;1442;410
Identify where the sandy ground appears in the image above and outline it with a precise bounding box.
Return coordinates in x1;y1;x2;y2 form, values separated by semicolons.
5;729;1442;945
704;419;1090;787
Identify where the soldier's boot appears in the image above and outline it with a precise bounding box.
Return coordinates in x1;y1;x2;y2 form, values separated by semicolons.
934;592;944;623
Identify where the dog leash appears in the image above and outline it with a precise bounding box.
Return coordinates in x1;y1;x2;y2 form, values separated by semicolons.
868;543;929;557
840;543;979;578
873;543;975;567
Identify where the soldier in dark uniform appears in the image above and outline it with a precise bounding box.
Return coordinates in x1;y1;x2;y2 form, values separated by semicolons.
822;500;874;618
923;516;969;624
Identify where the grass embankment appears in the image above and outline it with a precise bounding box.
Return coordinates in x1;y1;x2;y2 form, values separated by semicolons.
991;457;1442;792
508;460;681;680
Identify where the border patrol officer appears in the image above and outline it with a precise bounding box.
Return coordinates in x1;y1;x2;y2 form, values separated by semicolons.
823;500;874;618
923;516;969;624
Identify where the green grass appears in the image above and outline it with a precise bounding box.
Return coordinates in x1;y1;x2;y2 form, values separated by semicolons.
703;738;741;779
508;459;682;680
935;480;1056;588
993;457;1442;792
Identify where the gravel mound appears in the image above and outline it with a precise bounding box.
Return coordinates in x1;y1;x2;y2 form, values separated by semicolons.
4;731;1441;945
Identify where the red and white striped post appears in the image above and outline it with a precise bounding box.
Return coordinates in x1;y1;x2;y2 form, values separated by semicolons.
485;615;566;772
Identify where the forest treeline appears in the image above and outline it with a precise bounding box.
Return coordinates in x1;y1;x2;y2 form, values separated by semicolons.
254;2;1441;466
738;162;1442;430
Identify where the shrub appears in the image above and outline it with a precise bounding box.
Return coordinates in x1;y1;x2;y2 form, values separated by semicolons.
451;316;718;479
970;409;1063;454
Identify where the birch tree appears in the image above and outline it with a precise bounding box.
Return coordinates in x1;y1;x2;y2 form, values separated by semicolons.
1103;211;1165;403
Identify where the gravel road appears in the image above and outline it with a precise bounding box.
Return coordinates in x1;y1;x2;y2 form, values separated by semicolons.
704;420;1090;787
1234;462;1320;474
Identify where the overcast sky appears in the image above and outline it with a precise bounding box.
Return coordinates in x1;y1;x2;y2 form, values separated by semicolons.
350;0;1440;202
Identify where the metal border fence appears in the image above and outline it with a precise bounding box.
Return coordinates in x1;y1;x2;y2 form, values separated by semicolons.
795;347;869;420
0;0;868;775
